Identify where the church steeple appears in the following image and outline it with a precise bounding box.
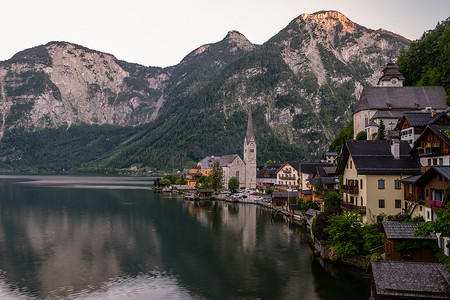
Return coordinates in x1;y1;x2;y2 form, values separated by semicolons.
243;106;256;189
246;106;254;141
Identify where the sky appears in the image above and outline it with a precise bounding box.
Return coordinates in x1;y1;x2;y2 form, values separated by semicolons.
1;0;449;67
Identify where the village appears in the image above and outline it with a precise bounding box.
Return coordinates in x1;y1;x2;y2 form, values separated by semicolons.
156;63;450;300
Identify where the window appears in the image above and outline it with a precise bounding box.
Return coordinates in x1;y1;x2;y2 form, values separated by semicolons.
432;189;444;201
236;171;239;180
439;158;443;165
378;179;385;189
394;180;401;189
379;199;385;208
360;197;363;206
433;158;438;165
428;159;432;166
350;161;352;169
250;149;254;153
426;189;429;198
395;200;401;208
360;179;363;189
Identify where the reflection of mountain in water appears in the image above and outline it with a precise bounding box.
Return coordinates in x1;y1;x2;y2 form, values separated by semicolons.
0;176;370;299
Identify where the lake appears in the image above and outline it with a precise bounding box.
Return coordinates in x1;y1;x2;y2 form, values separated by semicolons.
0;175;369;299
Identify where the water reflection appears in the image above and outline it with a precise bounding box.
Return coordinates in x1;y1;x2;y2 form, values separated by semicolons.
0;176;369;299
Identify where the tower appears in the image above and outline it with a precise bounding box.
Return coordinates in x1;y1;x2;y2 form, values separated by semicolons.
243;106;257;189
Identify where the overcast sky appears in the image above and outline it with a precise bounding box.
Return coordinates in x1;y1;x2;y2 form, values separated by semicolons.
1;0;449;67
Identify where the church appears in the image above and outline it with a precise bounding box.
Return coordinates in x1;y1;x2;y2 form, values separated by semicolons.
195;107;257;189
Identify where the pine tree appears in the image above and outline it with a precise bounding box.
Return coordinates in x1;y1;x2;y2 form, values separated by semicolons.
377;120;386;140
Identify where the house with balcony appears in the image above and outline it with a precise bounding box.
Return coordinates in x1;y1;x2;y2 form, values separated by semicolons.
411;125;450;170
309;166;339;203
256;162;283;188
298;162;333;200
337;140;421;224
397;112;450;146
275;161;300;188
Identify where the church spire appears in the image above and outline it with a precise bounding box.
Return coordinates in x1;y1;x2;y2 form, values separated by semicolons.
246;106;254;140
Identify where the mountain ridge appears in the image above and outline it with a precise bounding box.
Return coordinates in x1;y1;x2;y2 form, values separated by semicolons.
0;10;411;172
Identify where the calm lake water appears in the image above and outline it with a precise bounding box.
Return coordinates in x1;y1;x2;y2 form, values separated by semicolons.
0;175;370;299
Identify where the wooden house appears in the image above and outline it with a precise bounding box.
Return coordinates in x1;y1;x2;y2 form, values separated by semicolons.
397;112;450;146
411;125;450;171
382;221;437;262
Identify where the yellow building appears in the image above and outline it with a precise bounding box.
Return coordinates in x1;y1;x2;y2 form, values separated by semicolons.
337;140;421;224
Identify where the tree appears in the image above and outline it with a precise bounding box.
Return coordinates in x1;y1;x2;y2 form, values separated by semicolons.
198;175;208;185
376;120;386;140
159;178;171;186
323;191;342;211
228;176;239;193
265;160;273;165
314;180;324;200
206;162;224;192
356;131;367;140
415;204;450;238
329;119;353;152
397;17;450;104
324;212;364;258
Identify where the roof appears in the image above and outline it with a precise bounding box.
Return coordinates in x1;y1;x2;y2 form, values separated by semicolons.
371;261;450;299
299;162;332;175
272;191;289;198
218;154;240;167
412;125;450;152
416;166;450;185
382;221;437;240
400;175;422;184
371;110;406;119
377;62;405;85
276;161;300;173
310;177;338;185
336;140;421;175
198;155;220;169
305;209;320;217
355;86;447;114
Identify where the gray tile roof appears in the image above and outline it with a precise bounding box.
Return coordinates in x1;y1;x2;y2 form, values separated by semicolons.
218;154;240;167
198;155;220;169
371;110;406;119
371;261;450;299
299;162;332;175
382;221;437;240
416;166;450;185
412;125;450;153
355;86;447;113
337;140;421;175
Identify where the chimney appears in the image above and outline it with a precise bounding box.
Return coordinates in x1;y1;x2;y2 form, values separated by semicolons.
391;139;400;159
431;110;436;117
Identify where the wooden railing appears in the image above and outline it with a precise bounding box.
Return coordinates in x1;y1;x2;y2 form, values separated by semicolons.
341;184;358;194
340;201;366;214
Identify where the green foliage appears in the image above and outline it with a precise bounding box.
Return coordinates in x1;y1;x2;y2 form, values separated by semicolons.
314;180;324;199
204;162;223;192
415;204;450;238
301;199;319;213
265;160;273;165
395;240;437;252
323;191;342;211
362;224;384;253
228;176;239;193
324;212;364;257
312;207;341;242
198;175;208;185
356;131;367;140
159;178;171;186
265;188;273;195
376;120;386;140
328;119;353;152
397;17;450;104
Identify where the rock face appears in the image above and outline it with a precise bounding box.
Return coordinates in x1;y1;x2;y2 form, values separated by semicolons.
0;11;411;168
0;42;171;137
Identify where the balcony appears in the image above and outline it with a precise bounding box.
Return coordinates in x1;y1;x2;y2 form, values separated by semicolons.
417;147;441;156
404;194;425;204
282;169;292;174
341;184;358;194
279;175;295;180
341;201;366;214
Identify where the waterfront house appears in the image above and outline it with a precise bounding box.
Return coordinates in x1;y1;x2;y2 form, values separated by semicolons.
186;165;203;186
381;221;437;262
353;63;448;140
309;166;338;203
272;191;289;207
397;111;450;146
276;161;300;188
337;140;421;224
411;125;450;170
298;162;333;200
370;261;450;300
256;162;283;188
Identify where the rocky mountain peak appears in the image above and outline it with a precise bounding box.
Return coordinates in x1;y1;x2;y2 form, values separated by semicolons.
224;30;255;52
299;10;357;33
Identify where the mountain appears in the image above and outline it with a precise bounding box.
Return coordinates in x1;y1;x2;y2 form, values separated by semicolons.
0;11;410;172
